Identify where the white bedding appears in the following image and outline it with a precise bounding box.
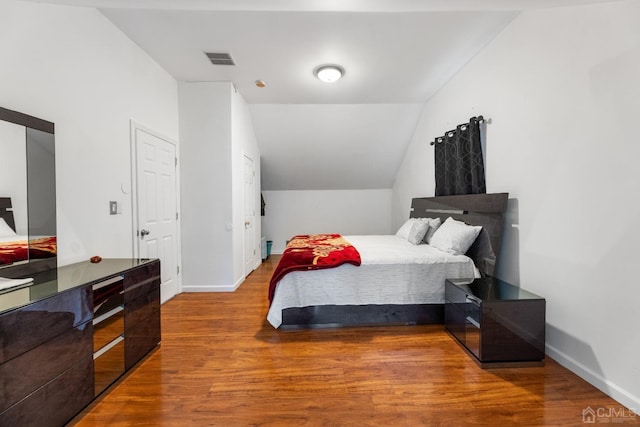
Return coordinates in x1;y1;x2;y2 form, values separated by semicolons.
0;235;51;244
0;235;27;244
267;235;478;328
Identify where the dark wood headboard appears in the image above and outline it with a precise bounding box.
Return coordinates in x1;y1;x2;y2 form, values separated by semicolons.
0;197;16;232
410;193;509;277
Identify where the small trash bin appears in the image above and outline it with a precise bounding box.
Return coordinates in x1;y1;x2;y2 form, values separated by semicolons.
266;240;273;258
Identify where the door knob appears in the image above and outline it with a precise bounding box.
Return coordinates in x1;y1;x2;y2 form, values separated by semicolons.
140;229;150;238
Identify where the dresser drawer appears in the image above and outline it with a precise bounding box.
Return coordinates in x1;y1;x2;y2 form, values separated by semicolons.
0;321;93;413
93;307;124;352
0;355;94;427
125;284;160;327
445;280;467;304
0;286;92;364
125;308;160;369
93;275;124;318
464;308;481;358
123;260;160;300
94;337;125;396
444;300;467;345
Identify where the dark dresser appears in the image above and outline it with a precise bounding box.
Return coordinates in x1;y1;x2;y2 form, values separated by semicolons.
0;258;161;426
445;277;545;367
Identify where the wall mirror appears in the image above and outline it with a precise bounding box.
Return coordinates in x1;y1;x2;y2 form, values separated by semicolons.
0;107;57;278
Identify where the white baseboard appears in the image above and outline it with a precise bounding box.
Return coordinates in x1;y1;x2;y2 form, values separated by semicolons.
181;285;233;292
546;344;640;412
182;276;245;293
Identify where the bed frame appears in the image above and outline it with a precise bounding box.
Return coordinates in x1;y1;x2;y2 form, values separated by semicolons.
0;198;16;232
279;193;509;329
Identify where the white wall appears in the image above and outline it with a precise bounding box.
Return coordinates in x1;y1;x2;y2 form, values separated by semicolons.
262;189;393;254
393;0;640;409
179;82;233;289
0;0;179;265
231;88;262;283
179;82;261;291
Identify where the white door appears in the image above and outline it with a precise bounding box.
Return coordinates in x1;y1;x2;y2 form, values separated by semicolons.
243;155;257;275
135;128;178;303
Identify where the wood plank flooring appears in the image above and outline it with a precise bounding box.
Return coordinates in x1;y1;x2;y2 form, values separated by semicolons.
72;256;638;426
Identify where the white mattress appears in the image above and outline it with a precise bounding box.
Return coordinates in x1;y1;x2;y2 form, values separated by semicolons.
267;235;478;328
0;235;27;244
0;235;50;244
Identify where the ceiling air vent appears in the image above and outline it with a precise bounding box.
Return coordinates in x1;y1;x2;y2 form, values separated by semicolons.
205;52;235;66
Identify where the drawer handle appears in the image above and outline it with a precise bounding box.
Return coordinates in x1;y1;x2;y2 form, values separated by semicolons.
93;305;124;326
93;335;124;359
466;316;480;328
465;295;481;306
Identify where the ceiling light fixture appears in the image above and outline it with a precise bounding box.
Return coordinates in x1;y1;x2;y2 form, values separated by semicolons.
314;65;344;83
255;80;266;88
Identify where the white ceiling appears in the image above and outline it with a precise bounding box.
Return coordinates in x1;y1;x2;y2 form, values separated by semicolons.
22;0;622;190
98;9;519;105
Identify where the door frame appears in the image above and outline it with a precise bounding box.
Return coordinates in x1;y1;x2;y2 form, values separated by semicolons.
129;120;182;295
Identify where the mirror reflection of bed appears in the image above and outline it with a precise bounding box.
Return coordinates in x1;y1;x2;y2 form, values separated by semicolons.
0;106;57;279
0;198;28;266
0;118;28;230
267;192;508;329
0;197;57;268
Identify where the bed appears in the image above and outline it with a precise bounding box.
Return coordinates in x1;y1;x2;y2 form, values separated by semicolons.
0;197;57;266
267;193;509;329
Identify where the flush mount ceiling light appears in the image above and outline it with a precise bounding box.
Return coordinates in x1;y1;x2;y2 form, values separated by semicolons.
314;65;344;83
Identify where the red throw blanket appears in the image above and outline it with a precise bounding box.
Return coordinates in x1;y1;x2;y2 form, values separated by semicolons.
268;234;361;304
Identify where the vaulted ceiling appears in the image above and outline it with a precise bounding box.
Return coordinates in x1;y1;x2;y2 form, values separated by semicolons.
23;0;620;190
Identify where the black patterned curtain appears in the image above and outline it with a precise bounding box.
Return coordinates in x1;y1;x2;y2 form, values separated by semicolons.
434;116;486;196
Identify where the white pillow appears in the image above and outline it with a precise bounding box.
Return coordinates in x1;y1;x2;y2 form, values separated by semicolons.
429;217;482;255
395;218;416;240
0;217;17;237
407;220;429;245
421;217;442;244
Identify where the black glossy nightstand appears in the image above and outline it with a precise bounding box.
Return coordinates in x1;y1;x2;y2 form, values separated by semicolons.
445;277;546;368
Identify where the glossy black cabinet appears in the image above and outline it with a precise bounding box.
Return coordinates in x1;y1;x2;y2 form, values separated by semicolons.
124;260;161;370
0;258;161;426
92;275;126;396
445;277;545;367
0;322;93;413
0;355;94;426
0;286;92;365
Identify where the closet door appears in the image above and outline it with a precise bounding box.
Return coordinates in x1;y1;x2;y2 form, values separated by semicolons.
244;154;257;275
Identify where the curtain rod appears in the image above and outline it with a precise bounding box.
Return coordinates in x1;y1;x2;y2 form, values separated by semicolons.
430;115;487;146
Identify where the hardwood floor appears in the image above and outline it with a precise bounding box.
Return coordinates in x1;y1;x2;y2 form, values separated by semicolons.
72;256;637;426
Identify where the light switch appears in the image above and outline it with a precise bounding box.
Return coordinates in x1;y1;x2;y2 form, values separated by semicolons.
109;201;118;215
